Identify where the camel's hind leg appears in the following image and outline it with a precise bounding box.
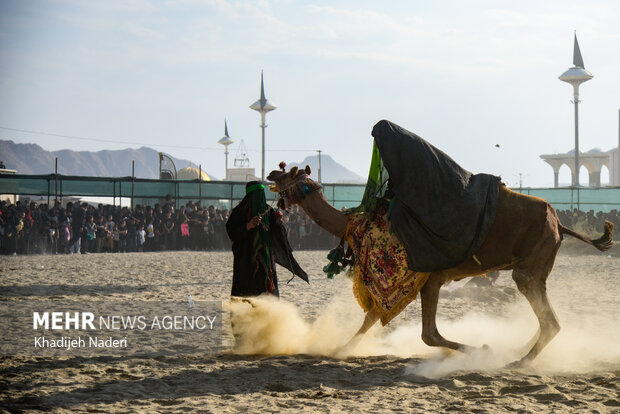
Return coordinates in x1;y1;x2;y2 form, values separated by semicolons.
511;269;560;366
420;274;480;353
510;212;562;366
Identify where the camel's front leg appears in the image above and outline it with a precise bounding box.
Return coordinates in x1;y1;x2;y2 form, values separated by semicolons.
334;306;380;357
420;275;480;353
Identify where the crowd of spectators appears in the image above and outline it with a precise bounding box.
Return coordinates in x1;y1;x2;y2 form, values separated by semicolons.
2;198;615;256
0;198;339;255
556;209;620;236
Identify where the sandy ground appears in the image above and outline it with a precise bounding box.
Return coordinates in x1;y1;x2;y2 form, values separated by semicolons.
0;249;619;413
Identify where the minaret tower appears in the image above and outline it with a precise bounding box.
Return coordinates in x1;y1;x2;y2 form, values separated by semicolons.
217;119;234;179
559;32;593;186
250;71;277;182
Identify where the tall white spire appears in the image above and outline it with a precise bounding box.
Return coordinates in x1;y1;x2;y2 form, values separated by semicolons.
573;31;585;68
559;32;593;186
217;118;234;177
250;71;277;182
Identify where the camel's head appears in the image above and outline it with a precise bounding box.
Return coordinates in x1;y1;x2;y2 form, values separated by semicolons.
267;164;311;186
267;164;321;210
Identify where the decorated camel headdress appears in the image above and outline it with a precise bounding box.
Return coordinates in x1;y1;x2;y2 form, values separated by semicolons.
268;162;322;210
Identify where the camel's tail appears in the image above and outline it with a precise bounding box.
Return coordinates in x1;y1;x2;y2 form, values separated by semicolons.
560;220;615;252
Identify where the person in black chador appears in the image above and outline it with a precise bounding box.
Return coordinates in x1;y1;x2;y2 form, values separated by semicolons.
226;181;308;297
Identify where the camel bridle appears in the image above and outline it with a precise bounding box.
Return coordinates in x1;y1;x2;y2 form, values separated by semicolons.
273;173;321;209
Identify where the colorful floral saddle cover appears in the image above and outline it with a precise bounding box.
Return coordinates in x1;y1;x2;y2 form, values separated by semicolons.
345;205;430;325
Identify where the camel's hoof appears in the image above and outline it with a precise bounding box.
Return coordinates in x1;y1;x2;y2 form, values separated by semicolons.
475;344;493;357
505;358;529;369
333;343;355;359
505;361;522;369
333;338;362;359
332;345;351;359
462;344;492;356
478;344;493;357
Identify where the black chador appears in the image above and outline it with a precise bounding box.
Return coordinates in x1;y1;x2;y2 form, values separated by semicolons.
226;181;308;297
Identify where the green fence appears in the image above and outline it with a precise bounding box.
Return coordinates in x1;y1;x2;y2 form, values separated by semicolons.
513;187;620;213
1;174;618;212
0;174;368;211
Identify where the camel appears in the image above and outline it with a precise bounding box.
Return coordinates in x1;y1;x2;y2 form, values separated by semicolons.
267;165;614;366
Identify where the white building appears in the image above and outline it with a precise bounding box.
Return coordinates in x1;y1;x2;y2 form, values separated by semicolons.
541;111;620;187
540;147;617;187
225;167;259;182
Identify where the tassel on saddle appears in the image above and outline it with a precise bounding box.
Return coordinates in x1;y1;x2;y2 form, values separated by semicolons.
323;237;354;279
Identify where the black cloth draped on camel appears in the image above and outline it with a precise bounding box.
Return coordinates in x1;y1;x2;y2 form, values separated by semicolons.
226;186;308;297
370;120;500;272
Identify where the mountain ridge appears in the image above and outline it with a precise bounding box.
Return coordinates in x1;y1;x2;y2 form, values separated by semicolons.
0;140;366;183
0;140;210;179
288;154;365;184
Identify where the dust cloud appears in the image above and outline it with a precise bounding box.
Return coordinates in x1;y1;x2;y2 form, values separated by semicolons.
225;280;620;379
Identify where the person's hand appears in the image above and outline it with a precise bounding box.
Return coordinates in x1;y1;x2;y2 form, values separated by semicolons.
274;210;283;224
246;216;261;231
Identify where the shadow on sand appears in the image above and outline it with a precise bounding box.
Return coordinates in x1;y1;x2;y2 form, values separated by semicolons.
0;354;437;410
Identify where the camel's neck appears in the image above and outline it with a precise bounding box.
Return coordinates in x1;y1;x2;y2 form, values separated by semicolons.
296;190;348;238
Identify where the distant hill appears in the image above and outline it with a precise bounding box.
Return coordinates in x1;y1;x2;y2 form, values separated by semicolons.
0;140;364;183
288;154;365;184
0;140;215;179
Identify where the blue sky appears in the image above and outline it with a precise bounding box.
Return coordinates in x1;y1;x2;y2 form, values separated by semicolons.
0;0;618;186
